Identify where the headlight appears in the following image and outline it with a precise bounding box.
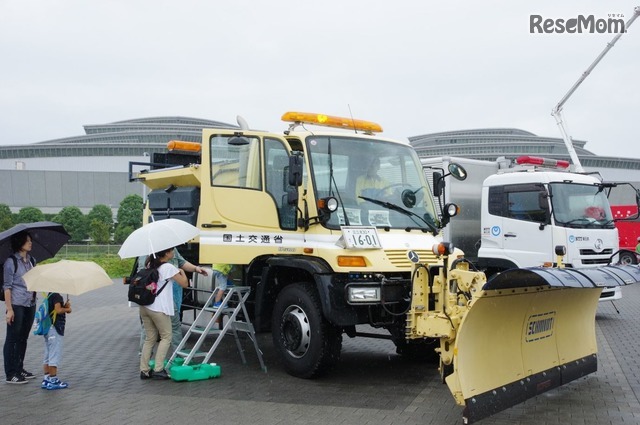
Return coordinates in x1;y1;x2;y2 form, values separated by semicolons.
444;203;459;218
318;196;338;213
347;287;381;303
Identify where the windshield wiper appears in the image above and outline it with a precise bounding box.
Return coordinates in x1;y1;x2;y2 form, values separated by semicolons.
404;226;432;233
358;195;438;234
557;217;611;229
556;218;591;228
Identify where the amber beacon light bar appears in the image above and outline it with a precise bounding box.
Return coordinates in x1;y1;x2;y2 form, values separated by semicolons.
281;111;383;134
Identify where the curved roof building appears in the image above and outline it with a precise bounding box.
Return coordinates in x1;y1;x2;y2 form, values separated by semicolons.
0;116;238;172
0;116;238;213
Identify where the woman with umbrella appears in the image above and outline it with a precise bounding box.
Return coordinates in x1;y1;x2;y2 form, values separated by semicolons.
3;232;37;384
139;247;188;380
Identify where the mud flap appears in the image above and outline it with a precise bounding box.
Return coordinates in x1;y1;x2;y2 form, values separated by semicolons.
448;265;640;424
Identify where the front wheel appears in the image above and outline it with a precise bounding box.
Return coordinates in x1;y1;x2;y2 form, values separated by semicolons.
619;251;638;265
271;283;342;378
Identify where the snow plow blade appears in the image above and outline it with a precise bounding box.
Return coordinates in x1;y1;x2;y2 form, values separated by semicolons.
448;265;640;424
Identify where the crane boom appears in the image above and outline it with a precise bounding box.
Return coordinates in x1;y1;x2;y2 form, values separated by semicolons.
552;6;640;172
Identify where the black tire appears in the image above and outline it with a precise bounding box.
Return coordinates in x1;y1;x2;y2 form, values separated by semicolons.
271;283;342;378
619;251;638;265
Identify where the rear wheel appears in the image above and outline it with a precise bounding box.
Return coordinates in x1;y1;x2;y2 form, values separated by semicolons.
272;283;342;378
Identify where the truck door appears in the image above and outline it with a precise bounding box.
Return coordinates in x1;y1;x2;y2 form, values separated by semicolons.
482;183;552;268
199;131;300;265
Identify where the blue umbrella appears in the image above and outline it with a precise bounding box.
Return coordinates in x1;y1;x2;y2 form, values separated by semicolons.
0;222;70;264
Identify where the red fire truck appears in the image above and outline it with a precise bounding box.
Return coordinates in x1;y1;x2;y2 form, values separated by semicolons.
612;205;640;264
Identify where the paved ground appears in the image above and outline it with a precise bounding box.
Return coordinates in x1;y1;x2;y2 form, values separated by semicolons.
1;280;640;425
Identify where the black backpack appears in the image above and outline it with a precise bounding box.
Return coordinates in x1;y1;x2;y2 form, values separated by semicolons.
0;256;36;302
127;267;169;306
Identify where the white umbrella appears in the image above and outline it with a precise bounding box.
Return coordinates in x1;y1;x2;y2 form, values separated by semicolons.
118;218;200;259
24;260;113;296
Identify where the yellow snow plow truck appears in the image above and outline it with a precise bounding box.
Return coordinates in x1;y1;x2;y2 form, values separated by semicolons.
129;112;640;423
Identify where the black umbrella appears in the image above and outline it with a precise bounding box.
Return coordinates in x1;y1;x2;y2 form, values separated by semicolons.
0;222;70;264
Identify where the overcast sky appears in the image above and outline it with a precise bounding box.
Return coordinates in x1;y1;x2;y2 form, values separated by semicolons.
1;1;639;159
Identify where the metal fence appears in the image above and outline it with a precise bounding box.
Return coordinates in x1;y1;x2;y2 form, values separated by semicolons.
55;245;123;258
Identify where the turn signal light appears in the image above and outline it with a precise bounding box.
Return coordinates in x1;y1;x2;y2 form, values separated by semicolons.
432;242;454;256
281;111;383;134
337;256;367;267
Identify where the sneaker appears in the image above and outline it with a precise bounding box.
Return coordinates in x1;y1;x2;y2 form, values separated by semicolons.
213;301;227;309
152;369;170;380
20;370;36;380
6;375;28;385
41;376;51;389
140;370;153;380
45;377;69;390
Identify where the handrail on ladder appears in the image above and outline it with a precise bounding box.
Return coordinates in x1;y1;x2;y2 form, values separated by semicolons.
167;285;266;373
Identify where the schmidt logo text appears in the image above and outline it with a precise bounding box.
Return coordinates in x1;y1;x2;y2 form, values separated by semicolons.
530;15;626;34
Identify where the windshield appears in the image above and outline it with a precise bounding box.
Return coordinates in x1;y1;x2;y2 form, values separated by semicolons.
306;135;438;231
549;182;615;229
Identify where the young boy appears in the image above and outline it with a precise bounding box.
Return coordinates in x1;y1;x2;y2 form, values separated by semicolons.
211;264;233;308
41;293;72;390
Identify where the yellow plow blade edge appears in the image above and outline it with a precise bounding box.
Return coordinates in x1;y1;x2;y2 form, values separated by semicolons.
447;265;640;424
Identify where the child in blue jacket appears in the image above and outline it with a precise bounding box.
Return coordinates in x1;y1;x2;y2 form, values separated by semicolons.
41;292;72;390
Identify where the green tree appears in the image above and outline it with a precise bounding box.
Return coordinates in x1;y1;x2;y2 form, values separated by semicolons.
117;194;143;230
114;224;134;244
16;207;45;223
54;206;88;243
88;204;114;231
0;204;13;231
89;220;111;244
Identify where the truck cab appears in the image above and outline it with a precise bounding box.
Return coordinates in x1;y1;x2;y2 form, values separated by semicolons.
423;155;628;301
479;169;618;271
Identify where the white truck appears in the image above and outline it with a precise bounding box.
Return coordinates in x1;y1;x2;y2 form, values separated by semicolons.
422;155;636;301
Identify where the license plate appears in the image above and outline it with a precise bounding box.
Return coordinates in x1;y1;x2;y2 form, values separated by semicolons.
341;226;381;249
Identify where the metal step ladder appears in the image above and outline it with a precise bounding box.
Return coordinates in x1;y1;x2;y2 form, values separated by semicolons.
167;286;266;372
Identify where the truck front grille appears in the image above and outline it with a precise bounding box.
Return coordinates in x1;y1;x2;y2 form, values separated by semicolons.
385;249;437;268
579;249;613;256
578;248;613;266
581;258;611;265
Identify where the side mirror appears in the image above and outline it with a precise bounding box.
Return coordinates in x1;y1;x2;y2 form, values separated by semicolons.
228;134;249;146
287;187;298;205
401;189;417;208
538;192;550;212
448;163;467;181
288;154;303;187
432;171;444;197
